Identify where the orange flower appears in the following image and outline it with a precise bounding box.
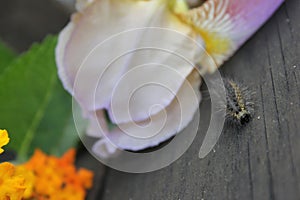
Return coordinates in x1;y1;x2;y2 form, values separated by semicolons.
78;168;94;189
0;129;9;154
22;149;94;200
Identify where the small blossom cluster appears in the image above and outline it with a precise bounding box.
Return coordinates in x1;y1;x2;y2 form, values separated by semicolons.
0;129;94;200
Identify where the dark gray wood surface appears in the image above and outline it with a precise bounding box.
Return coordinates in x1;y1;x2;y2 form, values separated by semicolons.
1;0;299;200
0;0;70;52
99;1;300;200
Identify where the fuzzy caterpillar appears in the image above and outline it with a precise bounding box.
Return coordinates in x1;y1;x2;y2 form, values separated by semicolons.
224;79;254;126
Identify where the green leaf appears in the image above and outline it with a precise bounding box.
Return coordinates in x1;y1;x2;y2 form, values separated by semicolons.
0;36;79;161
31;81;79;157
0;40;16;74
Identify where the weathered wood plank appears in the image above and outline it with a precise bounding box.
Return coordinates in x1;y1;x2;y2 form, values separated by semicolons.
100;1;300;200
0;0;70;52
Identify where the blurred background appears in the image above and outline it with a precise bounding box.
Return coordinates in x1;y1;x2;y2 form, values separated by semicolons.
0;0;72;52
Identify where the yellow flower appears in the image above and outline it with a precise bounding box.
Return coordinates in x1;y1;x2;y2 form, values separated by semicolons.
15;166;35;199
0;129;9;154
0;162;27;200
0;130;33;199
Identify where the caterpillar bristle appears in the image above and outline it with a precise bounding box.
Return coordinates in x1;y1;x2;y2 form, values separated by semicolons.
224;79;254;127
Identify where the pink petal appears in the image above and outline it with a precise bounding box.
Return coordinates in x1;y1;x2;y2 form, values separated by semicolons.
180;0;284;71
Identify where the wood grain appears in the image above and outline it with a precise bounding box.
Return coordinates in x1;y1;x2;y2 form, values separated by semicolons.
0;0;70;52
99;1;300;200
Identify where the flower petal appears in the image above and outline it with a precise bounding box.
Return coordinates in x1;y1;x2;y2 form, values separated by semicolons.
103;70;201;151
0;129;9;154
56;23;75;93
179;0;284;72
107;56;197;124
92;138;119;159
56;0;202;123
86;110;108;138
76;0;94;11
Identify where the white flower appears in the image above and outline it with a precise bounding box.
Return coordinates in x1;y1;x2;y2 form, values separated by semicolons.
56;0;284;157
